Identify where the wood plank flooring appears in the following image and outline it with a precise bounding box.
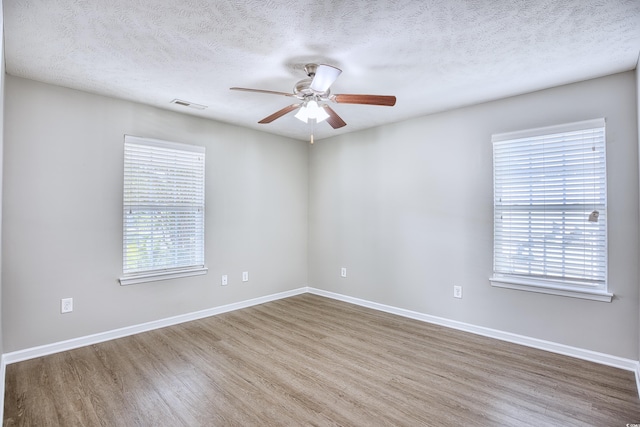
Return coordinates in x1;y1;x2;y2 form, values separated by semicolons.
4;293;640;426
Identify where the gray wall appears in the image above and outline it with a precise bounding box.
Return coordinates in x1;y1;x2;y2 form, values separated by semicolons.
2;76;308;352
3;70;639;361
309;71;639;360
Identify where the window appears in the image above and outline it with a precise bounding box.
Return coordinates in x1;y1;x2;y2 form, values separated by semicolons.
490;119;611;302
119;136;206;285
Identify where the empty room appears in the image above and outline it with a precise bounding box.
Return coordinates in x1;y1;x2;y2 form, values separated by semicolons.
1;0;640;425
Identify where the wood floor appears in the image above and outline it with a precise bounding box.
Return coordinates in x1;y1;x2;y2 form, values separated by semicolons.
4;294;640;426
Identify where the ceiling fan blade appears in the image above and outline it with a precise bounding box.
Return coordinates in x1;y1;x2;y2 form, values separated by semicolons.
322;105;347;129
333;94;396;106
230;87;294;97
310;64;342;93
258;104;301;124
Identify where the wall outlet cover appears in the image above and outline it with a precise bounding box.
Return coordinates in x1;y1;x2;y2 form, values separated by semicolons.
453;286;463;299
61;298;73;313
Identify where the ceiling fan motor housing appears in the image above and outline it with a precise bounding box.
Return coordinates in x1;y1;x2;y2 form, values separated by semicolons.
304;63;318;77
293;78;314;97
294;64;331;98
294;80;330;98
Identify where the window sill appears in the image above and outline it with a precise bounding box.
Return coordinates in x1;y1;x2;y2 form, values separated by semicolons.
489;276;613;302
119;267;208;286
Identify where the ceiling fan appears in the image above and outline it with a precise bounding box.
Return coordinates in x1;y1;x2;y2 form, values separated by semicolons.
230;64;396;135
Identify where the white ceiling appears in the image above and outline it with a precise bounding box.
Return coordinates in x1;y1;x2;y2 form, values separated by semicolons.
3;0;640;141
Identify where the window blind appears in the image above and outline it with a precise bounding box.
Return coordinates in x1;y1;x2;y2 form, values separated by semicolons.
492;119;607;289
123;136;205;276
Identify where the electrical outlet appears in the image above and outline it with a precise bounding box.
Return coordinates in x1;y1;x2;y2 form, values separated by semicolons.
61;298;73;313
453;286;463;299
341;267;347;278
242;271;249;282
221;275;228;286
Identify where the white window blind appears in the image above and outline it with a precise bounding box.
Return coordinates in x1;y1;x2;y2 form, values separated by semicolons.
491;119;607;294
121;136;205;283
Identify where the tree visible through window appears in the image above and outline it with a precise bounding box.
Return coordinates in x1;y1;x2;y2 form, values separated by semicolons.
120;136;206;285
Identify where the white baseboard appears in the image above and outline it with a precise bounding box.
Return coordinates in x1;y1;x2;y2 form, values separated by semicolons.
307;287;639;374
3;285;638;396
0;354;5;422
635;362;640;398
3;287;308;365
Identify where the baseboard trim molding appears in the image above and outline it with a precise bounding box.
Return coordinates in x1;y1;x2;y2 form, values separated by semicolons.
0;354;6;422
635;362;640;398
4;285;638;383
3;287;308;365
307;287;639;374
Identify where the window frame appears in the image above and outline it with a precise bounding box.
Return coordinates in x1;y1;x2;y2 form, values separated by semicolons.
119;135;207;286
489;119;612;302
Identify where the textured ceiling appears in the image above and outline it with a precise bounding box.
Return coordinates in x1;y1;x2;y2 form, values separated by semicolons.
3;0;640;141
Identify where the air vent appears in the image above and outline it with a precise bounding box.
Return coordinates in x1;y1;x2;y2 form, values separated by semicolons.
170;99;207;110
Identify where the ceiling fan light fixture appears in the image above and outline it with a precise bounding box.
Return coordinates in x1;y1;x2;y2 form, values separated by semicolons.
309;64;342;93
315;105;330;122
306;99;319;113
232;63;395;129
294;105;310;123
294;100;329;123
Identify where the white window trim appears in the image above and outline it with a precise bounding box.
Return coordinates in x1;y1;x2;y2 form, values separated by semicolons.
119;266;208;286
119;135;207;285
489;276;613;302
490;118;612;302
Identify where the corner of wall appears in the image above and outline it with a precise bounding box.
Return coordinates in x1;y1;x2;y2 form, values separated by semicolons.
636;51;640;366
1;0;6;421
